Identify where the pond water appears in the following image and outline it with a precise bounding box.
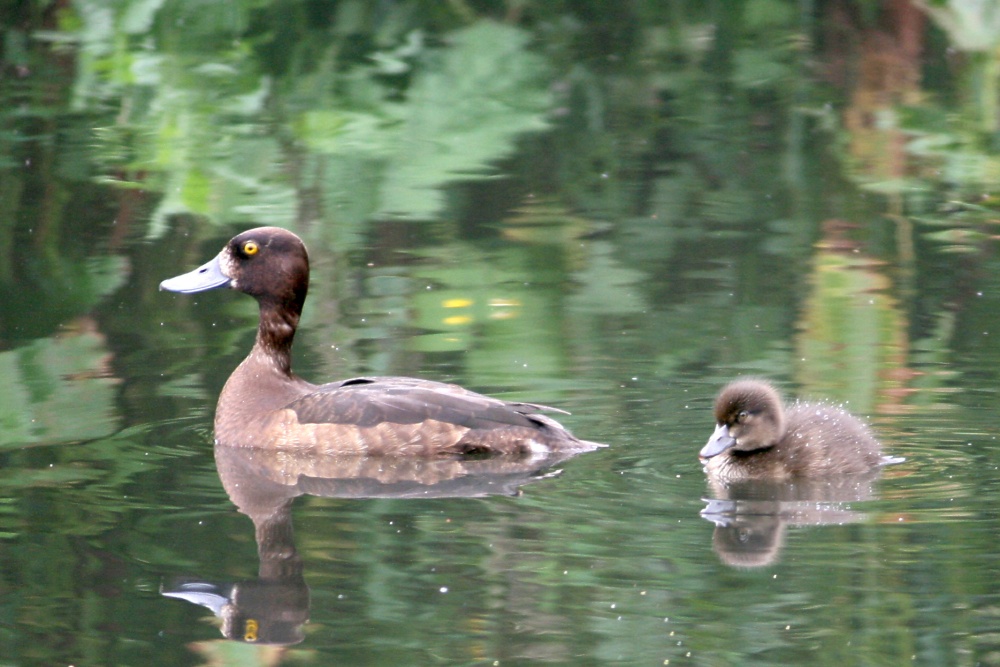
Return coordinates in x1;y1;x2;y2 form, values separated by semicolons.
3;2;1000;666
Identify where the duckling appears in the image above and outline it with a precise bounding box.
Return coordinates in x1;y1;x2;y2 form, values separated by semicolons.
700;378;885;480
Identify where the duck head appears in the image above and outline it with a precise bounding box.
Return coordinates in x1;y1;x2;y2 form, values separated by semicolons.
701;379;786;459
159;227;310;309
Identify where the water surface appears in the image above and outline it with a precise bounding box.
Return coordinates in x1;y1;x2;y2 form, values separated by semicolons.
2;2;1000;665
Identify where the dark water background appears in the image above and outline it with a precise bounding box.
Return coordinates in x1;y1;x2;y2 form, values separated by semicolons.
2;1;1000;665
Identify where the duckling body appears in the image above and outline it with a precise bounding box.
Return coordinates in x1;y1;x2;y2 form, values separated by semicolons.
700;378;883;481
161;227;603;456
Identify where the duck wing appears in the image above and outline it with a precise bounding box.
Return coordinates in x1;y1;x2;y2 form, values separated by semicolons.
285;376;568;431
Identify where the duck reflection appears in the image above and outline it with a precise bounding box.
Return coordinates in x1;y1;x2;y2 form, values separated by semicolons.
162;444;578;644
700;473;879;568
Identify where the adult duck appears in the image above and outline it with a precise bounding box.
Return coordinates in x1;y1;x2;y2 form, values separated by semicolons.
161;227;603;456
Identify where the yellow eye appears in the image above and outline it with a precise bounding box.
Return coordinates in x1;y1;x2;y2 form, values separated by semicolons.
243;240;259;256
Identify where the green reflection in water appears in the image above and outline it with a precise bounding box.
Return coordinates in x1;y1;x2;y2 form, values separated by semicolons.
796;226;906;414
75;2;555;238
0;322;120;447
3;1;1000;666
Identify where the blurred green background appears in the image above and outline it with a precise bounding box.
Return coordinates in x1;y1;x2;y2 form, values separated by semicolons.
2;1;1000;665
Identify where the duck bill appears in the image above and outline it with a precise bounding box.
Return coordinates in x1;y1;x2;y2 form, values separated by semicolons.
161;579;233;616
700;423;735;459
160;254;231;293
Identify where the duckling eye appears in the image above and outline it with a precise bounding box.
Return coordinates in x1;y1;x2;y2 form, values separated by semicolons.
737;410;750;421
242;240;259;256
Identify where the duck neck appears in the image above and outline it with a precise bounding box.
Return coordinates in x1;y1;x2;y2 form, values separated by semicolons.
252;297;302;376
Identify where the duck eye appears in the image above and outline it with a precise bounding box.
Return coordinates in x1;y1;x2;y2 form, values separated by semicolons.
242;240;259;256
243;618;259;642
738;410;749;421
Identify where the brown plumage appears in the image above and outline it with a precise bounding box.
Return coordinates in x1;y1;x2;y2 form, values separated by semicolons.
161;227;604;456
700;378;886;481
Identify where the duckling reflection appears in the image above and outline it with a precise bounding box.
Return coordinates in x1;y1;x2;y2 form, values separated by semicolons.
700;474;878;568
162;443;580;644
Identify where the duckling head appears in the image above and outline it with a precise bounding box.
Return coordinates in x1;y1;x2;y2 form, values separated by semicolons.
701;379;785;459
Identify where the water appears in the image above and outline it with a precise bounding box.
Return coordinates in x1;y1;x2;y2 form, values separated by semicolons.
3;2;1000;665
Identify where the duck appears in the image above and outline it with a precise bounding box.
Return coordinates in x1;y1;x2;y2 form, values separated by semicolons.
160;226;604;456
700;378;886;481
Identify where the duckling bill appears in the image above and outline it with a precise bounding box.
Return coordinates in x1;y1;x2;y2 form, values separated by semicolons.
701;378;889;480
160;227;604;456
